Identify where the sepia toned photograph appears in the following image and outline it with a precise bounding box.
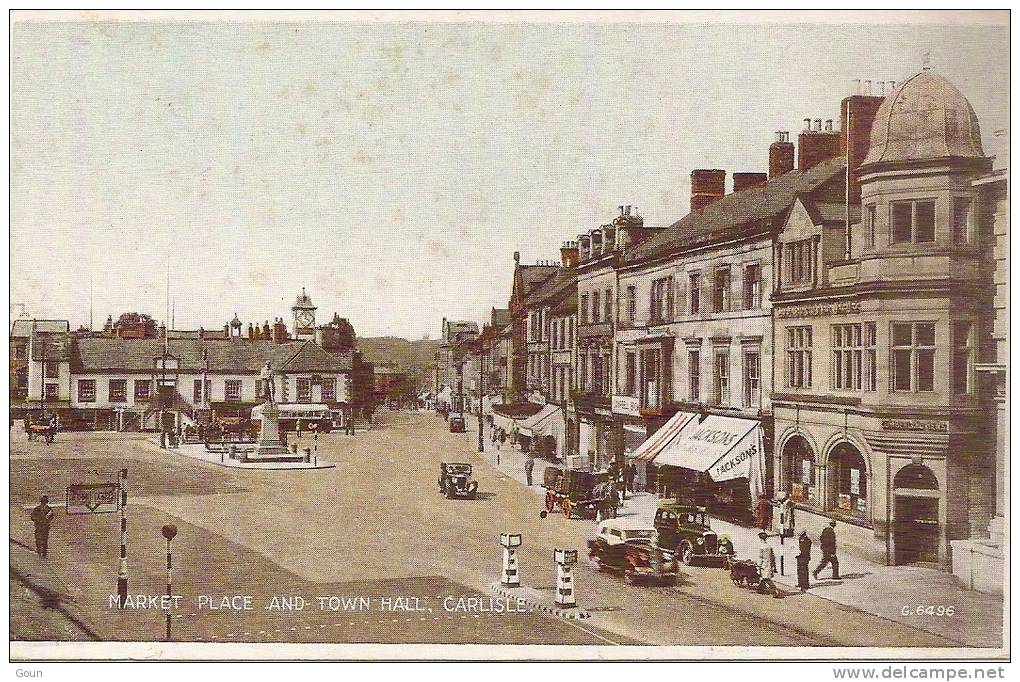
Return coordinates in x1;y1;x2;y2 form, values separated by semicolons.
7;10;1010;664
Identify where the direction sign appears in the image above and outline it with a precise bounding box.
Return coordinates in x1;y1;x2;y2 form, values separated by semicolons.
66;482;120;514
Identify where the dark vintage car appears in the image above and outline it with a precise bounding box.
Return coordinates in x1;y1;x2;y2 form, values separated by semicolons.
448;414;467;433
540;467;618;521
653;501;734;566
438;462;478;499
587;519;678;585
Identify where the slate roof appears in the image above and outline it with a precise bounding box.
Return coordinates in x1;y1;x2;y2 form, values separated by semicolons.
72;338;350;374
10;320;70;338
803;200;861;225
624;156;847;263
491;308;512;328
524;267;577;306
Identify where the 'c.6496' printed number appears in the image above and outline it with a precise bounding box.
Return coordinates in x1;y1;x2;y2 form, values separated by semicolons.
901;605;955;617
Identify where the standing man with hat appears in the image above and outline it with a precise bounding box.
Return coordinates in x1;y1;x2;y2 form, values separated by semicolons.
813;520;840;580
30;496;55;558
796;530;812;590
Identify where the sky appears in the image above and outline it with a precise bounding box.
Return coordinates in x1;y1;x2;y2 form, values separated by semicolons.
10;13;1009;339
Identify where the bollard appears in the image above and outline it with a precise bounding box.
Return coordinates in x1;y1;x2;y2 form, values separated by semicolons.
554;548;578;608
500;533;522;586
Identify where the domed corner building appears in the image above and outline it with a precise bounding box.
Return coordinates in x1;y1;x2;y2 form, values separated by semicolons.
770;67;1005;589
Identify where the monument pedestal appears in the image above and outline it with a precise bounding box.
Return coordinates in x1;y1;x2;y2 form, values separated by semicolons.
247;401;300;462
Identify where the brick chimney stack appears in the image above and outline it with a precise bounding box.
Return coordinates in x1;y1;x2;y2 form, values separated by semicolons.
272;318;288;344
840;94;885;203
798;118;841;170
769;131;795;178
690;169;726;212
560;240;579;268
732;172;768;193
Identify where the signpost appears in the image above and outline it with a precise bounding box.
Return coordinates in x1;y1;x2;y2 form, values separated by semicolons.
162;524;178;641
65;482;120;514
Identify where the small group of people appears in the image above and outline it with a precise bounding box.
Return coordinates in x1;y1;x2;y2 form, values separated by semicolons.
159;427;182;449
755;519;840;592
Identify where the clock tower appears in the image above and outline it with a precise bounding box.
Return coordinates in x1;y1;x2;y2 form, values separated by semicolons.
291;288;317;341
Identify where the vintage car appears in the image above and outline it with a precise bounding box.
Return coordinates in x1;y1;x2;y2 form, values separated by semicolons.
448;414;467;433
653;501;735;566
540;466;618;521
438;462;478;499
587;518;678;585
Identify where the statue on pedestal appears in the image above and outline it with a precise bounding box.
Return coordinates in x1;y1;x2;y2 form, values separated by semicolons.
260;361;276;404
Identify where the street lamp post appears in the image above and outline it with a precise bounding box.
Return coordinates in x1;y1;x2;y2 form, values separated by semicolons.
161;523;178;641
478;346;485;453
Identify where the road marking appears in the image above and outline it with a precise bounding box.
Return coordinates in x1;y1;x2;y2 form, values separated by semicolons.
559;617;621;646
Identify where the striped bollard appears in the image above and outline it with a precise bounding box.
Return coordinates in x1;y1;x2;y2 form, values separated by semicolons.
554;548;578;608
500;533;522;586
117;468;128;608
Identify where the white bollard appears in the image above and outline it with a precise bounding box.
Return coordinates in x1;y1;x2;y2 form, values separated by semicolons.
554;548;578;608
500;533;522;586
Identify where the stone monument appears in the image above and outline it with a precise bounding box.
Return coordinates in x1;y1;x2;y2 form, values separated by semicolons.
249;361;294;461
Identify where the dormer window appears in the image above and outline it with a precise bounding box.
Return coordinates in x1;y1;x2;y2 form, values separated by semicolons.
891;199;936;244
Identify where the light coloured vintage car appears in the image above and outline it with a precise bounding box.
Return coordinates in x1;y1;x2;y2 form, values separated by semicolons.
587;518;678;585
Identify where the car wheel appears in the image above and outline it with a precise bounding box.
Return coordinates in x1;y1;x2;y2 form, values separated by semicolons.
678;542;695;566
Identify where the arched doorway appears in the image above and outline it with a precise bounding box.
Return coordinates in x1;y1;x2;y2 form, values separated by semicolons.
893;464;940;566
828;443;868;522
782;435;817;505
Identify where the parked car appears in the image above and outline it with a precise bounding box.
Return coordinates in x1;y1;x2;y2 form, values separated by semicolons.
653;500;734;566
448;414;467;433
438;462;478;499
588;518;678;585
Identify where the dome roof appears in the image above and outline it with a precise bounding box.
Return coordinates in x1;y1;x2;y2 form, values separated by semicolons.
862;70;985;166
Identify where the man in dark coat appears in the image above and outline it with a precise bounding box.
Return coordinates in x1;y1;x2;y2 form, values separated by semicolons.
625;462;637;493
813;520;840;580
31;496;55;558
524;456;535;486
796;530;812;590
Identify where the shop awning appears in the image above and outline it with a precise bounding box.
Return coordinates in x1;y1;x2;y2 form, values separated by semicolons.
436;386;453;406
630;411;697;462
656;414;767;500
517;404;563;439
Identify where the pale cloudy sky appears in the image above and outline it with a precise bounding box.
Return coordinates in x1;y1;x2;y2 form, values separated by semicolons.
10;13;1009;339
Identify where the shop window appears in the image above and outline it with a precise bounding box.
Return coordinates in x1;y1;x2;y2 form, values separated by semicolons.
829;443;868;520
743;350;760;408
226;379;243;402
109;379;127;403
689;274;701;314
134;379;151;400
786;326;813;388
688;350;700;402
891;322;936;392
78;379;96;403
891;199;936;244
712;348;730;406
952;321;973;395
783;435;817;505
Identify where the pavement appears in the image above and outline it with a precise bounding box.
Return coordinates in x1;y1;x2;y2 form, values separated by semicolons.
467;412;1005;649
9;411;1001;653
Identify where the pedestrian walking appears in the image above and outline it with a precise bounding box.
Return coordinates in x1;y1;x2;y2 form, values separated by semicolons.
159;429;167;449
776;491;795;538
524;456;535;486
757;531;776;580
755;494;773;532
31;496;55;558
813;520;840;580
625;461;636;493
796;530;812;590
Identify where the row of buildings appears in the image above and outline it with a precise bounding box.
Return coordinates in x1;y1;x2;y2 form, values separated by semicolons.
432;68;1007;592
10;289;377;432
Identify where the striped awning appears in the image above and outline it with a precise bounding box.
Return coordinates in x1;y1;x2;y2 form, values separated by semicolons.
630;411;697;462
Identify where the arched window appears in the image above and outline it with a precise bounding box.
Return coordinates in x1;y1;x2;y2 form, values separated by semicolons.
829;443;868;520
783;435;817;505
894;464;939;490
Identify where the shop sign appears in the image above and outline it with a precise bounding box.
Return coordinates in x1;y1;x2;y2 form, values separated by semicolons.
776;302;860;319
881;419;948;433
612;395;641;416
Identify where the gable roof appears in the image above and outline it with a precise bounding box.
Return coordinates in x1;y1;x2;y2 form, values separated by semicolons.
524;267;577;307
625;156;847;263
72;337;350;374
801;199;861;226
11;320;69;338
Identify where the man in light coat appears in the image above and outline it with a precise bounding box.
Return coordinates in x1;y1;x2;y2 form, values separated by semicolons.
757;531;776;580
